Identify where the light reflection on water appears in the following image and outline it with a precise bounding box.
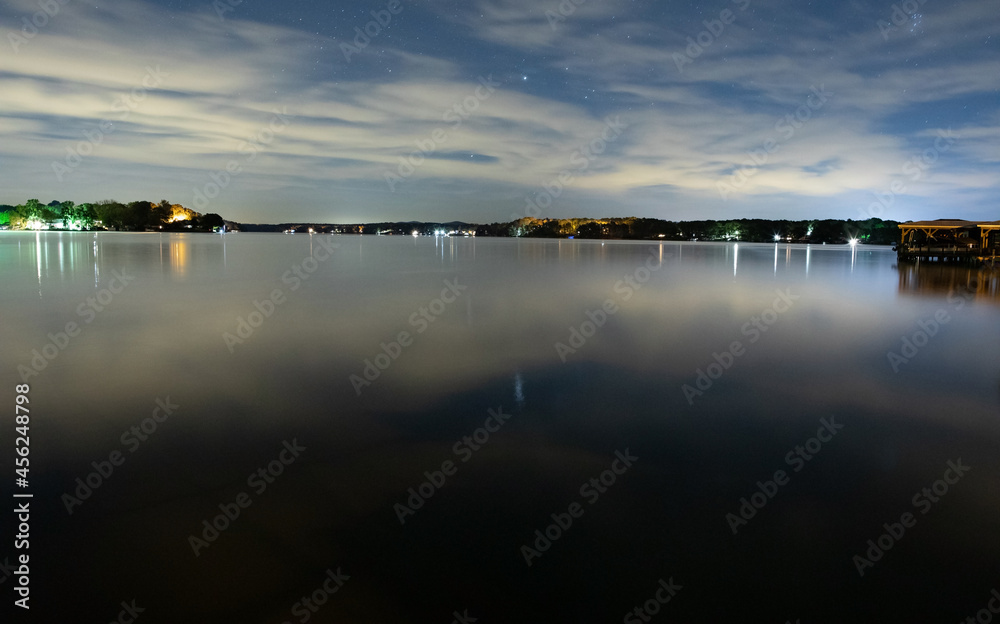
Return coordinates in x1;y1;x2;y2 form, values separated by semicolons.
897;261;1000;303
1;232;999;622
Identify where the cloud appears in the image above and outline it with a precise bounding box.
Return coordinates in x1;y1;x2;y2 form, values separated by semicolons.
0;0;996;222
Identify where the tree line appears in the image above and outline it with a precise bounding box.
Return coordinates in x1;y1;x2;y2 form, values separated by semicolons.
0;199;225;232
1;203;902;244
472;217;901;244
249;217;901;244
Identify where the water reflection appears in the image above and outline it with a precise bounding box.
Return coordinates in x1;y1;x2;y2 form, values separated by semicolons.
897;262;1000;303
2;234;999;623
2;232;236;292
35;230;42;295
513;369;525;408
17;231;106;294
171;240;189;275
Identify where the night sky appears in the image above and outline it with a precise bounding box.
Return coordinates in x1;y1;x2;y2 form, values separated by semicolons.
1;0;997;223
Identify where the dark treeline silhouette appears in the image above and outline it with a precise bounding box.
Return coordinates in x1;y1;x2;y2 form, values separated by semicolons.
3;204;902;244
472;216;900;244
238;217;900;244
0;199;225;232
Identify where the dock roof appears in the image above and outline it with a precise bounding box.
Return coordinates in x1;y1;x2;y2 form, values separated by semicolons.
898;219;978;229
898;220;1000;229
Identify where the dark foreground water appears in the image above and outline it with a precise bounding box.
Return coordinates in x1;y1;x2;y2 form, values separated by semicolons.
1;232;999;623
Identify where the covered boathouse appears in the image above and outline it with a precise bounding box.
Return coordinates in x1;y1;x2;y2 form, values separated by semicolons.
897;219;1000;263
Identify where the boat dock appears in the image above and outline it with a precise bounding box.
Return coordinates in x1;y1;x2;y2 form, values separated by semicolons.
897;220;1000;264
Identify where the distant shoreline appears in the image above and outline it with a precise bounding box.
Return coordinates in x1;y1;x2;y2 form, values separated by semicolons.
0;229;898;248
227;216;902;245
1;229;899;247
1;203;902;244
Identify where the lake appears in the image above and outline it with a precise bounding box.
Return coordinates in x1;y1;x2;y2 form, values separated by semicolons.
2;232;999;622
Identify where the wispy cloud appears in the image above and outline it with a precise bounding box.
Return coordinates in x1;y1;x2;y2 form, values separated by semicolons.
0;0;996;222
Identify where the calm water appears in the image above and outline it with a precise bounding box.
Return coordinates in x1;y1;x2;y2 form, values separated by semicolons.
2;232;999;623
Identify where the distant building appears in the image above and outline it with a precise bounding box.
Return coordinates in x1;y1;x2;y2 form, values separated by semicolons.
897;219;1000;262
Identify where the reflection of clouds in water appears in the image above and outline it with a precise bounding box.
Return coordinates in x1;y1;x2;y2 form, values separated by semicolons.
7;236;997;422
514;369;525;408
4;237;999;424
4;235;1000;621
